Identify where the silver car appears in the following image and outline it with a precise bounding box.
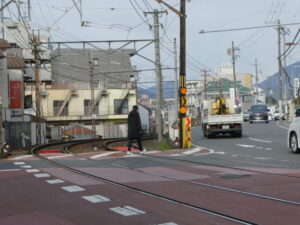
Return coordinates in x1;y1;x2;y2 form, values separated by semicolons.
288;109;300;153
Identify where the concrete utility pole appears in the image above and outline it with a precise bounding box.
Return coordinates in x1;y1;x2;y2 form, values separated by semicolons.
144;9;166;143
89;52;96;137
282;26;288;116
201;69;210;100
277;20;283;120
152;0;187;148
255;58;259;104
32;34;42;145
227;41;239;102
174;38;179;110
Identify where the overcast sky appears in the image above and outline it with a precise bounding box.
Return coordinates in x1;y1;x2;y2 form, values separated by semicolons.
7;0;300;87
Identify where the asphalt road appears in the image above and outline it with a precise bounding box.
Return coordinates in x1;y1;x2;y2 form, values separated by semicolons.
191;121;300;169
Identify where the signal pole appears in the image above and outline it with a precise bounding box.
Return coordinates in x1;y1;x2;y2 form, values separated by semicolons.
144;9;167;143
277;20;283;120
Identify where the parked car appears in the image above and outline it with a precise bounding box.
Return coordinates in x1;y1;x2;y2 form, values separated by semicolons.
249;104;269;123
243;110;250;121
288;109;300;153
274;110;280;120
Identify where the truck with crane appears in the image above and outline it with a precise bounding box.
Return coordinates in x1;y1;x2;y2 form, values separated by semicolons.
201;95;243;138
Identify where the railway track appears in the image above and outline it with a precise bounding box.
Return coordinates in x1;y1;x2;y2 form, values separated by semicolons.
31;139;258;225
62;139;300;207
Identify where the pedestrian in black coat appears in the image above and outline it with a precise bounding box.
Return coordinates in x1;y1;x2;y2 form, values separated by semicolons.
127;105;146;154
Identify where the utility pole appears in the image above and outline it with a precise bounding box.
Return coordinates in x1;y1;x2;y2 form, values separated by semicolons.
201;69;210;100
174;38;179;110
179;0;187;148
32;33;42;145
89;52;96;137
277;20;283;120
227;41;239;103
255;58;259;104
144;9;166;143
152;0;187;148
282;26;288;117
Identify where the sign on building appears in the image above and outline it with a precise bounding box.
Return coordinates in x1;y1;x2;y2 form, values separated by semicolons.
9;81;22;115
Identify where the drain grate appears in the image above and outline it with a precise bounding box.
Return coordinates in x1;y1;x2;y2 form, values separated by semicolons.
220;174;251;179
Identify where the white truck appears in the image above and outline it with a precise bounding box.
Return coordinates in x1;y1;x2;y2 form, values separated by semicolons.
201;98;243;138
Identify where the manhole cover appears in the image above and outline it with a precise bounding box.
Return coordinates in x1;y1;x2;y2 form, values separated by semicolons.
220;174;251;179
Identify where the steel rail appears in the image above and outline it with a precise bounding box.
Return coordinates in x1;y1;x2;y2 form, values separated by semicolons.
31;141;257;225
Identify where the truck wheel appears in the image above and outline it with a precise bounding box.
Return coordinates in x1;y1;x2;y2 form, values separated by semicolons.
236;132;242;138
207;133;214;139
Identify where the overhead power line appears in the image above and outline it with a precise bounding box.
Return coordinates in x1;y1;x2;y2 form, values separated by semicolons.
199;22;300;34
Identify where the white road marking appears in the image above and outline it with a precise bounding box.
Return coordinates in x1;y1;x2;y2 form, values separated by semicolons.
81;195;110;203
34;173;50;178
10;155;33;160
255;147;263;149
182;148;202;155
144;150;159;154
13;162;25;165
61;185;85;192
232;154;238;157
46;179;64;184
255;157;272;160
20;165;32;169
248;138;272;143
265;148;272;151
47;154;73;159
170;154;182;156
26;169;40;173
110;206;146;216
276;122;289;130
123;154;141;158
0;169;21;172
237;144;255;148
157;223;178;225
90;152;116;159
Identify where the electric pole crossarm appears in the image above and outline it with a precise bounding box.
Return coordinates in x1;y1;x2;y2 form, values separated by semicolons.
153;0;185;17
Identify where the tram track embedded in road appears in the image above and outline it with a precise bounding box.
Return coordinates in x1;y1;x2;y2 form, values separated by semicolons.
31;140;258;225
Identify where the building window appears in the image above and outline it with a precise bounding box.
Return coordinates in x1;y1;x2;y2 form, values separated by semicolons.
53;100;68;116
114;99;128;114
84;99;99;115
242;95;252;103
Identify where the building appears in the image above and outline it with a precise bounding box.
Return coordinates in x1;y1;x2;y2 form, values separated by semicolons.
26;82;137;140
51;48;135;88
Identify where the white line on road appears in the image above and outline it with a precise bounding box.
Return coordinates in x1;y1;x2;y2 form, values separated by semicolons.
62;185;85;192
46;179;65;184
82;195;110;203
26;169;40;173
20;165;32;169
13;162;25;165
182;148;202;155
47;154;73;159
237;144;255;148
255;157;272;160
110;206;146;216
0;169;21;172
90;152;116;159
10;155;33;160
34;173;50;178
248;138;272;143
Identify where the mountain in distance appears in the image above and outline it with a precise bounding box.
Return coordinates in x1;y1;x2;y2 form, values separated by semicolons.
138;81;175;99
259;61;300;100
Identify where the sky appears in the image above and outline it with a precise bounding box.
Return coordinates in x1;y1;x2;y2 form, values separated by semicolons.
5;0;300;88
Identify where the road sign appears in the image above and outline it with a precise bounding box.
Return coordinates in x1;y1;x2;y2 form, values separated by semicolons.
185;117;191;128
